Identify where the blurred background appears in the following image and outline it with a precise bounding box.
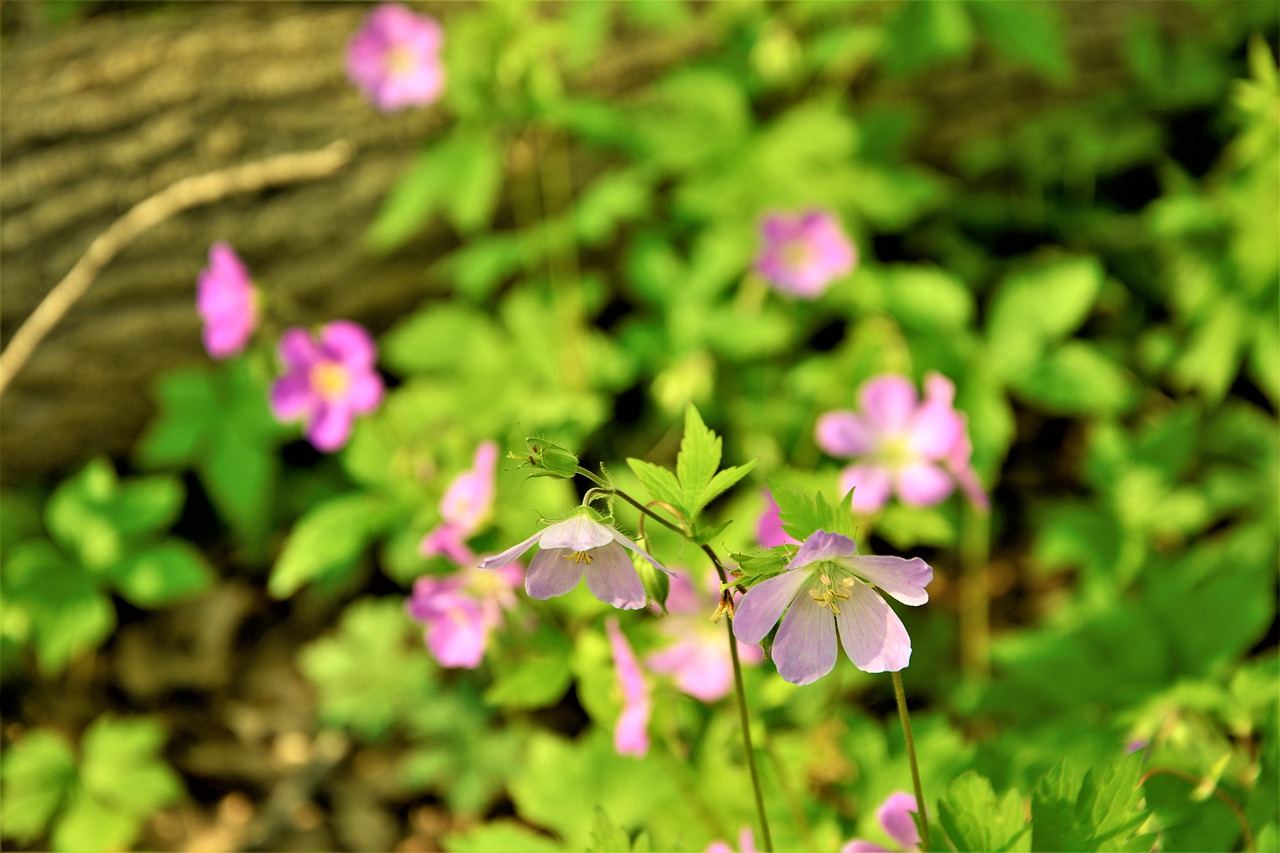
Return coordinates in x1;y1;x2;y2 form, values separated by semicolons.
1;1;1277;851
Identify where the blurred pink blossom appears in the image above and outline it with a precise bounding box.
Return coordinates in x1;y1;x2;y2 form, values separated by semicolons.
347;4;445;112
707;827;758;853
816;372;988;514
196;242;258;359
645;570;762;702
406;563;521;668
755;210;856;298
420;441;499;564
843;792;921;852
606;617;651;758
757;489;800;549
270;321;384;452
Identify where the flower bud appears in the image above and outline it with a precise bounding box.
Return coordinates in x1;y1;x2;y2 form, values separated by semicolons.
520;436;580;479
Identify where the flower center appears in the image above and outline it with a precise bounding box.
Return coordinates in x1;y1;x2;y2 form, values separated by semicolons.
878;434;916;471
387;45;417;76
309;361;350;400
808;571;855;615
782;240;812;271
564;550;594;564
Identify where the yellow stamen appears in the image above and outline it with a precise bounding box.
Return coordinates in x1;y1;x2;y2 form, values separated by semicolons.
564;550;593;564
309;361;350;400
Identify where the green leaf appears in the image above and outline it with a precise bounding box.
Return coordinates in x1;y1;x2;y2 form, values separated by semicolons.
0;730;76;843
269;494;398;598
4;543;114;674
446;821;565;853
883;266;975;331
676;405;722;517
588;806;634;853
968;0;1071;82
78;716;182;821
109;541;214;608
1031;759;1087;851
769;485;855;542
1012;342;1136;415
52;792;139;853
1076;752;1148;847
881;0;975;78
938;771;1030;852
988;256;1104;379
625;460;685;514
484;628;574;710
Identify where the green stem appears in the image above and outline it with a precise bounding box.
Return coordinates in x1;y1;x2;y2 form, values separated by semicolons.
958;504;991;681
892;670;930;853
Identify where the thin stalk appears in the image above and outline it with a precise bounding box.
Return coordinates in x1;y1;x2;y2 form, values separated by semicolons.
958;505;991;681
892;671;930;853
725;610;774;852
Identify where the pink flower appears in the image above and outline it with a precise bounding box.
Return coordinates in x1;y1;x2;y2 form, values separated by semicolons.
478;511;668;610
816;372;988;514
757;489;800;548
733;531;932;684
708;827;758;853
645;570;762;702
420;441;499;564
843;792;921;853
270;321;384;452
196;242;258;359
347;4;445;112
606;617;651;758
406;563;521;668
755;210;856;298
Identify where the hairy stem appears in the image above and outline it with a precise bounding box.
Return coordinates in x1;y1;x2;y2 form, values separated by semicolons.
892;670;930;853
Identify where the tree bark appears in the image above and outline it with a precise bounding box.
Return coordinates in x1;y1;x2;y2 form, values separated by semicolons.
0;1;1203;483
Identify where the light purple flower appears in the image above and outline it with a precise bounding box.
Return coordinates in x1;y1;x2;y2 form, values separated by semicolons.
755;210;856;298
270;321;384;452
645;570;762;702
196;242;258;359
420;441;499;564
842;792;921;853
478;510;669;610
707;827;758;853
816;372;988;514
606;617;651;758
347;3;444;112
733;530;932;684
757;489;800;548
406;563;521;668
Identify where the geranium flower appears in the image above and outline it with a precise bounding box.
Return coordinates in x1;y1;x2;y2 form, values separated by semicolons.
755;210;856;298
406;563;521;668
270;321;384;452
478;510;668;610
606;617;651;758
816;372;988;514
843;792;920;853
196;242;258;359
347;3;445;112
645;570;762;702
708;827;758;853
420;441;498;564
733;530;932;684
757;489;800;548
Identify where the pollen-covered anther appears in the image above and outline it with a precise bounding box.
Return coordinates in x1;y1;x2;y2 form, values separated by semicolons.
564;550;594;565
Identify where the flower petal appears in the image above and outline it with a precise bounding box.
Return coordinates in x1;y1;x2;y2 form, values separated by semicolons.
609;527;670;574
878;792;921;850
524;548;584;599
788;530;858;571
539;514;615;552
279;328;321;370
772;594;838;685
840;842;892;853
840;464;893;513
477;529;543;569
834;581;911;673
857;375;918;433
321;320;378;369
906;397;962;459
345;371;384;414
732;570;810;645
894;462;955;506
307;404;353;452
816;410;876;457
585;543;647;610
845;555;933;606
756;489;798;548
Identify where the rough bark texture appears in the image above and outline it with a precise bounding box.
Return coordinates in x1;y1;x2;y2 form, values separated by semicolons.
0;1;1199;483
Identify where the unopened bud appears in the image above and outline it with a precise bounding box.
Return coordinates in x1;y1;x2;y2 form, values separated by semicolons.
522;436;580;479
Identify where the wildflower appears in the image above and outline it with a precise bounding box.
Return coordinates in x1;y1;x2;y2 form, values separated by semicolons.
843;792;920;853
816;372;988;514
405;563;521;668
708;827;758;853
478;510;668;610
347;3;445;112
733;530;932;684
645;570;763;702
606;617;651;758
196;242;258;359
757;489;800;548
270;321;384;452
755;210;856;298
420;441;498;564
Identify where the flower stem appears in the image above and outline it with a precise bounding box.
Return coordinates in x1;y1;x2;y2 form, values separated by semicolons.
725;608;774;852
958;505;990;681
891;670;930;853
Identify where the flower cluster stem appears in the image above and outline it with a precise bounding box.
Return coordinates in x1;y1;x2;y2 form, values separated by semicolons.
892;670;930;853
